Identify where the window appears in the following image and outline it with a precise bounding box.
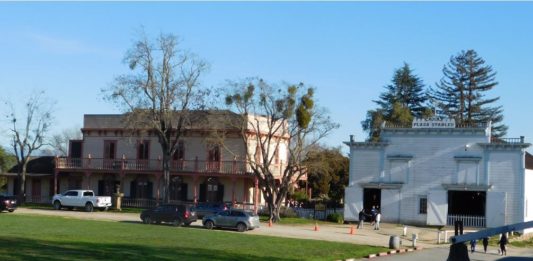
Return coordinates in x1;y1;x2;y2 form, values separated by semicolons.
104;141;116;159
419;197;427;214
208;144;220;162
83;191;94;197
137;140;150;160
173;141;185;160
274;147;279;164
65;191;78;196
255;145;261;163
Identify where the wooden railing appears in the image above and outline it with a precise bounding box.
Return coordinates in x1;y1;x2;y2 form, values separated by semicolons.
56;157;257;175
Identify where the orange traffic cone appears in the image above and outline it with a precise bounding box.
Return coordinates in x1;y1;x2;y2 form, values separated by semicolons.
268;219;273;227
349;225;356;235
314;221;319;231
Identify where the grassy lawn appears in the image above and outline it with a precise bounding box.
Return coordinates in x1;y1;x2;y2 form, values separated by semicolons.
0;214;386;261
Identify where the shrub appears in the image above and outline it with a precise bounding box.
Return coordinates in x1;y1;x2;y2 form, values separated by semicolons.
327;213;344;224
280;206;298;218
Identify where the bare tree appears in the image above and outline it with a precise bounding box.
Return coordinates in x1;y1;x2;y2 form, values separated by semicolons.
7;90;54;202
103;32;209;203
224;79;338;222
50;126;82;156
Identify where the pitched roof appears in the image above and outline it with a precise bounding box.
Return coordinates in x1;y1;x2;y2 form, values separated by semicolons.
83;110;244;130
7;156;55;175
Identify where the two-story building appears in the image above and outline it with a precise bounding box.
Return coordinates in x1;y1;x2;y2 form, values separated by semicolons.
344;118;533;234
2;110;292;211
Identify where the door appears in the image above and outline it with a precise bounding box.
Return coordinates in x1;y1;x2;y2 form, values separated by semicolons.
381;189;400;223
486;191;506;227
427;190;448;226
344;186;363;222
32;179;41;203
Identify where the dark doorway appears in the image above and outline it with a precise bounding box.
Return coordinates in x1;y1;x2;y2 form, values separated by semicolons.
448;191;486;216
363;188;381;212
69;141;83;158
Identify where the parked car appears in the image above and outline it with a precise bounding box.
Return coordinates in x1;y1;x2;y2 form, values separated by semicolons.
202;209;260;232
193;202;231;218
52;190;112;212
0;194;17;213
140;204;197;226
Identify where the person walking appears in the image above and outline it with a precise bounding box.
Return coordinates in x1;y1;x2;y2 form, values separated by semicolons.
370;206;377;226
482;237;489;253
498;233;508;256
374;211;381;230
470;239;477;253
357;209;366;229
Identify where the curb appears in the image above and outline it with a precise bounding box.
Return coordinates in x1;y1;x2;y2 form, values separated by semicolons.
340;247;425;260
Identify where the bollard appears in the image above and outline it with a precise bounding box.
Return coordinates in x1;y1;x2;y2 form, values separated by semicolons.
412;233;418;247
437;231;441;244
403;226;407;236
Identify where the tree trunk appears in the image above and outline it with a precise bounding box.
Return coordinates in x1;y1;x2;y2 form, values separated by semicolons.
162;153;171;203
18;164;27;203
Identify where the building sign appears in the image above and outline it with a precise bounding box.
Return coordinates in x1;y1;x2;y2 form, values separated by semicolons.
412;118;455;128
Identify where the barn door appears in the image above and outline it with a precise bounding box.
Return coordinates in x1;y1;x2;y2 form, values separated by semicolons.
381;189;400;223
343;186;363;222
486;192;506;227
427;190;448;226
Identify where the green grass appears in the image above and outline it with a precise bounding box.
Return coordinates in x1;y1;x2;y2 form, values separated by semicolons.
509;236;533;248
0;214;386;261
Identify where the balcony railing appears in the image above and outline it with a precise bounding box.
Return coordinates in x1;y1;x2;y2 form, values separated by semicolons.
491;136;525;144
56;157;256;175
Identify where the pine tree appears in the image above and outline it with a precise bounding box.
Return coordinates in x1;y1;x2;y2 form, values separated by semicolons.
362;63;429;140
429;50;507;137
375;63;428;117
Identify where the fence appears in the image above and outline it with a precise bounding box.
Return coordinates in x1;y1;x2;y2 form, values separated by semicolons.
447;214;486;228
293;208;344;220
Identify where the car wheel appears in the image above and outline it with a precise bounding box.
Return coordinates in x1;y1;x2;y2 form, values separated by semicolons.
205;220;214;230
8;209;15;213
143;217;152;224
53;201;62;210
85;203;94;212
172;219;182;227
237;223;247;232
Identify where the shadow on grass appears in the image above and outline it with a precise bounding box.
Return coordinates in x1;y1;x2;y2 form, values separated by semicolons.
0;236;298;261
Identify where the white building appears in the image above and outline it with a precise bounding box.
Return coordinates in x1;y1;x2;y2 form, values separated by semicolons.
344;119;533;234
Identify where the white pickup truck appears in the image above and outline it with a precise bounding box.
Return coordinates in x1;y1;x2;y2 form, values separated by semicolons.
52;190;112;212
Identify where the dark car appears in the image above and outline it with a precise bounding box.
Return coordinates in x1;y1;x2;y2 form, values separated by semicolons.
202;209;260;232
193;202;231;219
0;194;17;213
140;204;197;226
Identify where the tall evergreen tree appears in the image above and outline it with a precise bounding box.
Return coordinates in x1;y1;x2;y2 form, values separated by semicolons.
429;50;507;137
362;63;429;140
376;63;428;117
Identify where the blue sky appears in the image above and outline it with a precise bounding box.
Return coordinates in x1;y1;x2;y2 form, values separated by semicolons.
1;2;532;154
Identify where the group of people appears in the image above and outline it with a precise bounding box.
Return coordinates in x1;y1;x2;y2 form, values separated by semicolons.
357;206;381;230
469;233;508;256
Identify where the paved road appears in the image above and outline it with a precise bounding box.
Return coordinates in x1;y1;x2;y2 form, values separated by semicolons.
375;246;533;261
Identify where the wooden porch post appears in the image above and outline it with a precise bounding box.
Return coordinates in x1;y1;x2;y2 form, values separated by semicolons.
254;177;259;214
193;175;198;205
231;177;236;204
54;156;58;195
155;174;161;203
84;171;91;190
